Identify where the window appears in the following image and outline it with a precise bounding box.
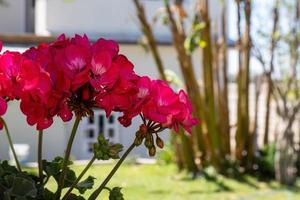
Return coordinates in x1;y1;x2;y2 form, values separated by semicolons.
81;110;120;158
88;116;94;124
87;129;94;138
108;128;114;138
88;142;94;153
98;115;104;134
109;115;114;124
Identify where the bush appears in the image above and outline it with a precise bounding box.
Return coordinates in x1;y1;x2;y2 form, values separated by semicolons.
252;143;276;179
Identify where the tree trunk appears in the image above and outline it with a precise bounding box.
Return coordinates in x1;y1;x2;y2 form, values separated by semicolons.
263;0;279;146
164;0;212;168
197;0;223;168
219;1;231;156
236;0;251;165
133;0;198;172
275;127;297;185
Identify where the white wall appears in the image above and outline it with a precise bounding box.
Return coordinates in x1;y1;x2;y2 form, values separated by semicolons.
0;101;66;162
36;0;223;41
0;0;26;33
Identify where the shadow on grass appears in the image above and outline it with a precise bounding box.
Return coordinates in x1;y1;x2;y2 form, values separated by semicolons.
181;174;232;193
234;175;259;189
149;187;230;196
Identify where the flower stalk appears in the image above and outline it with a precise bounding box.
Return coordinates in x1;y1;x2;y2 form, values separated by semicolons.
38;130;43;184
0;117;22;172
88;143;136;200
55;116;81;199
62;156;96;200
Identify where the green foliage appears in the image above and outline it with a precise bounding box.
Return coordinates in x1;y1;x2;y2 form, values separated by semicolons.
42;156;71;178
0;157;96;199
253;144;276;179
93;135;123;160
109;187;124;200
76;176;95;194
3;174;37;199
184;22;206;53
0;133;127;200
64;193;85;200
157;142;174;165
0;161;38;200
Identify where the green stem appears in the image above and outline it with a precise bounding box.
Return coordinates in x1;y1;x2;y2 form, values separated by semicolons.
55;116;81;199
62;156;96;200
88;143;136;200
0;117;22;172
38;130;44;184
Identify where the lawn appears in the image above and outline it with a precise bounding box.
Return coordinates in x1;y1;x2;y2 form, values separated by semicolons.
41;163;300;200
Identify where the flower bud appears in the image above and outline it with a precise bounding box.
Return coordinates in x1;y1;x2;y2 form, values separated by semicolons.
139;124;148;135
135;130;141;137
156;136;164;149
148;146;156;157
144;134;154;148
144;138;152;148
134;136;143;146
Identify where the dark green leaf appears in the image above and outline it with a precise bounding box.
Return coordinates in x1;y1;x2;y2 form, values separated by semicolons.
65;193;85;200
94;135;123;160
75;176;95;194
109;187;124;200
43;188;55;200
42;156;73;178
7;175;37;198
53;168;77;188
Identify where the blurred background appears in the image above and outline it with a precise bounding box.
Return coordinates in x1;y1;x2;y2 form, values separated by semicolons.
1;0;300;199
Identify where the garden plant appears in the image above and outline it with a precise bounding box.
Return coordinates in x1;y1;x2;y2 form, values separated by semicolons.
0;34;197;200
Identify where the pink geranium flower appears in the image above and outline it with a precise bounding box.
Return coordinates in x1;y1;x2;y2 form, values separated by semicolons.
0;34;198;134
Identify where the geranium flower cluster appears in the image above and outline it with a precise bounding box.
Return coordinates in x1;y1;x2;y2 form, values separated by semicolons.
0;34;198;134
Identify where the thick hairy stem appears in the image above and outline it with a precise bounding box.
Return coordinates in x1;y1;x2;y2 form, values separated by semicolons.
55;116;81;199
88;143;135;200
0;117;22;172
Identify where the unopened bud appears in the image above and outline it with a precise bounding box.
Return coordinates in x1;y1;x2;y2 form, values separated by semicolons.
148;146;156;157
144;137;152;148
156;136;164;149
135;130;141;137
134;136;143;146
139;124;148;135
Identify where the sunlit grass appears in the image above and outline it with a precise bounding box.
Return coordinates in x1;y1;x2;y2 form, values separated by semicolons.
27;163;300;200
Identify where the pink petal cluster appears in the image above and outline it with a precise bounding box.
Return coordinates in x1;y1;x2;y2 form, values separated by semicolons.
0;34;198;133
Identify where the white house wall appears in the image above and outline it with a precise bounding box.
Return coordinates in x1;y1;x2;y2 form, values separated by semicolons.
36;0;223;42
0;101;66;162
0;0;26;33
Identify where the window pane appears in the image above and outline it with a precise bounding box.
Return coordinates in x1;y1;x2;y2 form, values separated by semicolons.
98;115;104;134
88;143;94;153
88;115;94;124
108;128;114;138
87;129;94;138
109;115;114;124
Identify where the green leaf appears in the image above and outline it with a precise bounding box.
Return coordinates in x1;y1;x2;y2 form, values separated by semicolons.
43;156;73;182
43;188;55;200
6;175;37;198
65;193;85;200
93;135;123;160
193;22;206;31
0;161;18;176
109;187;124;200
53;168;77;188
75;176;95;194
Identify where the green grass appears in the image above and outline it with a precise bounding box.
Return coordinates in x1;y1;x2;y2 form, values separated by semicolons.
40;163;300;200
